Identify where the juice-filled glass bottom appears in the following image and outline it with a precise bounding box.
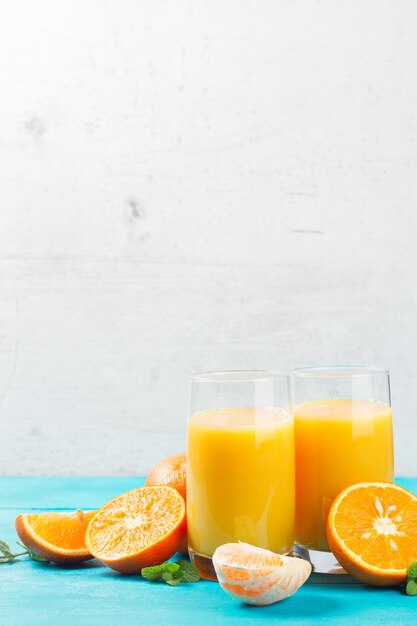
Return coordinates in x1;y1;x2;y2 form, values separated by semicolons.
188;549;218;581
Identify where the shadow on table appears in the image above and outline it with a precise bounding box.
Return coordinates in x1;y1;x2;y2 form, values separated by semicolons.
227;591;344;620
44;559;103;571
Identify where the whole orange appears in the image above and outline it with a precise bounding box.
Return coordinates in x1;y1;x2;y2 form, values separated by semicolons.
145;452;187;554
145;452;186;501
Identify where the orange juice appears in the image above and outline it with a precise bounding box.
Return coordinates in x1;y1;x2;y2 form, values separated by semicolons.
187;407;294;558
294;399;394;551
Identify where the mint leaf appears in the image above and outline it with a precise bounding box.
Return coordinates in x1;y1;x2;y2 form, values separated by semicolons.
407;562;417;581
406;580;417;596
165;577;182;586
141;560;200;586
176;560;200;583
163;570;183;586
141;562;180;581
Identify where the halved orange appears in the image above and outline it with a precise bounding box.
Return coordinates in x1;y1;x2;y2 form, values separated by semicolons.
212;543;311;605
327;481;417;586
85;486;186;574
15;510;96;563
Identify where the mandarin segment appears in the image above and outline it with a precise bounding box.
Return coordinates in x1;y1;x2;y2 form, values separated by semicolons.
327;481;417;586
15;510;95;563
213;543;311;606
85;486;186;574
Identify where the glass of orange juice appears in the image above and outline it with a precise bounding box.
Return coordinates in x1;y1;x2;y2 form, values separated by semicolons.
187;370;294;580
291;366;394;574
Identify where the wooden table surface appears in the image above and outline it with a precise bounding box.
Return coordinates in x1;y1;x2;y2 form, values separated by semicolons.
1;476;416;626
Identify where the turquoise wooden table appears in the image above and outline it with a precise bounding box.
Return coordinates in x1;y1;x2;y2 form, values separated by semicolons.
1;477;416;626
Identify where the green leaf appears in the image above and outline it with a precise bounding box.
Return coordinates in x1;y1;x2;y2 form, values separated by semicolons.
165;576;182;586
141;562;180;581
176;560;200;583
0;541;13;558
0;541;15;563
406;580;417;596
162;570;184;586
407;561;417;581
0;556;13;563
141;560;200;586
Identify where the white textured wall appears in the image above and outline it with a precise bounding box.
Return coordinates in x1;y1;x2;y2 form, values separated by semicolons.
1;0;416;475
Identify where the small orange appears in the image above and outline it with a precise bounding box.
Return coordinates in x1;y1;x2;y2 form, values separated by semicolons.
85;486;186;574
145;452;186;501
15;510;96;563
213;543;311;605
327;481;417;586
145;452;187;554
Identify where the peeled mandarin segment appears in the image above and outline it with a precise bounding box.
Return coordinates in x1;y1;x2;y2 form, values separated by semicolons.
85;485;186;574
213;543;311;606
327;481;417;586
15;510;96;563
213;542;283;569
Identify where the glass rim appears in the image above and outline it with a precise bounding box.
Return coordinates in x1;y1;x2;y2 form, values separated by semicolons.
191;369;289;382
291;365;389;378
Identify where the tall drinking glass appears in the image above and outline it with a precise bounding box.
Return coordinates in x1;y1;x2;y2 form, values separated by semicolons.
291;366;394;574
187;371;294;580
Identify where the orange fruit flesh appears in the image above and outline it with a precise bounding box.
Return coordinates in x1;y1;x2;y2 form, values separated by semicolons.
26;511;93;550
86;486;186;573
15;510;95;563
327;482;417;585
